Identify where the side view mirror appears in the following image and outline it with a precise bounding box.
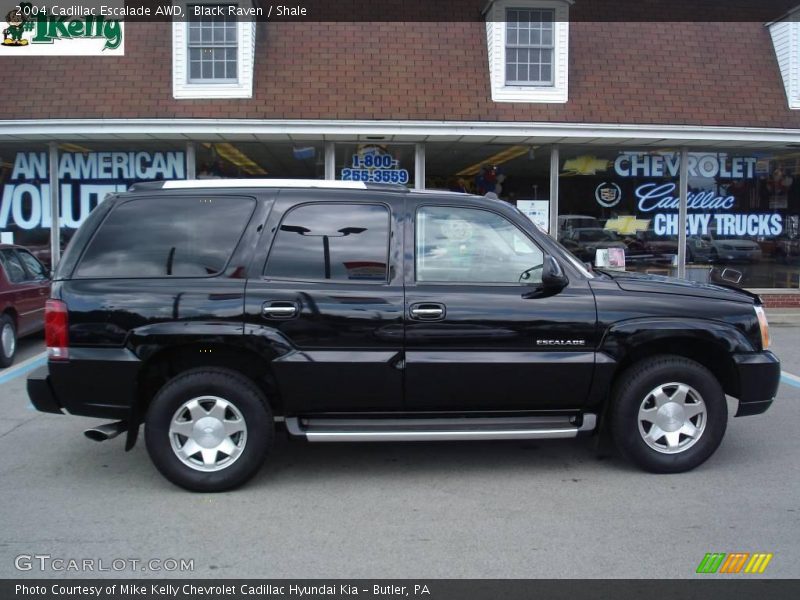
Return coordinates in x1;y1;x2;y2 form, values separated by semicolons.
523;255;567;299
542;255;568;289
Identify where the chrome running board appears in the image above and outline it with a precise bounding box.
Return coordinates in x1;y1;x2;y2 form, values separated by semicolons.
285;414;597;442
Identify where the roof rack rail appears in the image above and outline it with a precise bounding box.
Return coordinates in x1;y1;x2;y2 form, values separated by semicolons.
127;181;166;191
128;179;411;192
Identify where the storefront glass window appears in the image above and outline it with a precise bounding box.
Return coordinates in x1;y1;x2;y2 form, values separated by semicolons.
688;148;799;289
195;141;325;179
425;141;551;231
335;143;415;187
557;145;800;289
0;141;186;268
558;146;684;276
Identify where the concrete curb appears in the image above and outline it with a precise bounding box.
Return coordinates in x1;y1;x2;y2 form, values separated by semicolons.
766;311;800;326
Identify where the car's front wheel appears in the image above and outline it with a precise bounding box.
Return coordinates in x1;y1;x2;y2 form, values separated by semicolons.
610;355;727;473
145;368;273;491
0;314;17;368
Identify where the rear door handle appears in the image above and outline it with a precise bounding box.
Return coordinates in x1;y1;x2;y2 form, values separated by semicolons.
261;301;299;319
409;303;446;321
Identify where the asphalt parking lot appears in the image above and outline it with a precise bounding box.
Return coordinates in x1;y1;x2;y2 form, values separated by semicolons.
0;328;798;579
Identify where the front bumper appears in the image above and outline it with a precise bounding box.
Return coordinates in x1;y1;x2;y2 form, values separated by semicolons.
733;351;781;417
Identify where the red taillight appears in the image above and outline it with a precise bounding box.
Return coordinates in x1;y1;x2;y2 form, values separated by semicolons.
45;299;69;361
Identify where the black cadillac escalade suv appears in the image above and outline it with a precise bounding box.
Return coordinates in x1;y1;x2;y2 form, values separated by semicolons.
27;181;781;491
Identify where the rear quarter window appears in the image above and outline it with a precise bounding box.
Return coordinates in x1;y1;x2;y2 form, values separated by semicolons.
75;196;255;278
0;250;26;283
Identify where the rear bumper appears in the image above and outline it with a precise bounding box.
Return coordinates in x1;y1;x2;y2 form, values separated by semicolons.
27;366;62;414
26;348;140;420
733;351;781;417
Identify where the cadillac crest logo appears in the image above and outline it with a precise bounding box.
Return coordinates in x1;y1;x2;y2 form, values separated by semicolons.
595;182;622;208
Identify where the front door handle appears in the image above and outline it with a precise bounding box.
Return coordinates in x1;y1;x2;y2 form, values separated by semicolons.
409;303;446;321
262;301;299;319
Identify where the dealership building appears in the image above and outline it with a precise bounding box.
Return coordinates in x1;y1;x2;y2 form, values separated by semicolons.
2;1;800;305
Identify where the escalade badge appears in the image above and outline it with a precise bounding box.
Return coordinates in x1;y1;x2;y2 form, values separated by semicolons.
536;339;586;346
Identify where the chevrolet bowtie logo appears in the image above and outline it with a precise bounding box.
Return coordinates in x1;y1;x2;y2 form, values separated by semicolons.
604;215;650;236
561;155;611;176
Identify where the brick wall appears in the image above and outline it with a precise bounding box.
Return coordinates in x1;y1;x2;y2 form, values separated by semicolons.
761;293;800;308
2;20;799;127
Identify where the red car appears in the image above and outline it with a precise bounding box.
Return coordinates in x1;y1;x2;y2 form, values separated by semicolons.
0;244;51;366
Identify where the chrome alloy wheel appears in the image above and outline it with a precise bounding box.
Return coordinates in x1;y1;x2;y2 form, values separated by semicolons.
169;396;247;472
637;382;707;454
1;322;15;358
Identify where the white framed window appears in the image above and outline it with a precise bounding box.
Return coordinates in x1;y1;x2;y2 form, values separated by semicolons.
187;5;239;83
505;7;554;85
485;0;571;103
173;2;256;99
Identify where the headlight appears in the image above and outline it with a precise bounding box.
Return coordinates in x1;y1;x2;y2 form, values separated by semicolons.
721;244;733;250
754;305;770;350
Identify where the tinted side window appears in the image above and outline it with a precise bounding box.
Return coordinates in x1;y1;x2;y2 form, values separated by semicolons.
265;203;390;282
0;250;27;284
416;206;544;284
17;250;48;280
76;196;255;278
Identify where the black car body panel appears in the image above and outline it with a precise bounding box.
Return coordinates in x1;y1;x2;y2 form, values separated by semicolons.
28;182;781;451
402;194;598;411
243;189;405;413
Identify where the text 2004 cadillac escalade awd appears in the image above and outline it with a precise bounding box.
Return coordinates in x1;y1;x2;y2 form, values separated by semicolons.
27;180;781;491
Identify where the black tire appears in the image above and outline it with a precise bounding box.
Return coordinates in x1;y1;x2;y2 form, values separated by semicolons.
610;355;727;473
145;368;273;492
0;314;17;368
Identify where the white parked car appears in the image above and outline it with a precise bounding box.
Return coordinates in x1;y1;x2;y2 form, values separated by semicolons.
703;234;763;263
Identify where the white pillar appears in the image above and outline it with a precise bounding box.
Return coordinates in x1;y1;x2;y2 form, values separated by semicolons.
548;145;559;238
415;143;425;189
677;147;689;279
324;141;336;180
186;142;196;179
48;142;60;269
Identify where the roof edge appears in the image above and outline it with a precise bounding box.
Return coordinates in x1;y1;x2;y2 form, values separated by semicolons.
2;118;800;144
765;3;800;26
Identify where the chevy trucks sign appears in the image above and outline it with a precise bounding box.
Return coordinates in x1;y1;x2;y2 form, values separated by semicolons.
567;151;784;238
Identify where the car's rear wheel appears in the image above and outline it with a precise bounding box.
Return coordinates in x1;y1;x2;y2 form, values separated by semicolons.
610;355;727;473
145;368;273;492
0;314;17;367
